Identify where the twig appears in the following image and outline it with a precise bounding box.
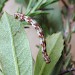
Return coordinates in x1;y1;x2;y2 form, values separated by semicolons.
59;68;75;75
61;0;69;9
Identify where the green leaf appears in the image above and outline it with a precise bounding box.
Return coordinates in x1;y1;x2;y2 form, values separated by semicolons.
30;0;43;13
0;12;33;75
29;11;48;16
51;57;63;75
34;32;64;75
26;0;33;14
40;0;59;8
63;53;71;69
0;0;7;12
26;0;59;15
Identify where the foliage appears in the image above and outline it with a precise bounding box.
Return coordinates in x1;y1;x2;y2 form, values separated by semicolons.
34;32;64;75
0;0;75;75
0;0;7;12
0;12;33;75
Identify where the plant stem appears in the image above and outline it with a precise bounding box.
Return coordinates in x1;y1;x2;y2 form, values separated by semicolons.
59;68;75;75
26;0;33;15
31;0;43;13
61;0;69;9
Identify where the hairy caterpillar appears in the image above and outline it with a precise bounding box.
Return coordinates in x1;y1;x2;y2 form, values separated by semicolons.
14;13;50;64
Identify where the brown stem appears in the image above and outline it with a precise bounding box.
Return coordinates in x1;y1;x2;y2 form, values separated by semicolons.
59;68;75;75
61;0;69;9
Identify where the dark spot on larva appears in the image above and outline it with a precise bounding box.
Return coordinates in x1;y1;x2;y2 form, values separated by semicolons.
24;26;29;28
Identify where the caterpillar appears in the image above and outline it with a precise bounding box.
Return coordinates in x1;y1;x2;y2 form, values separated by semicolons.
14;13;50;64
